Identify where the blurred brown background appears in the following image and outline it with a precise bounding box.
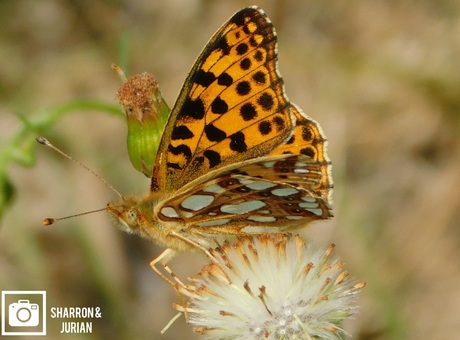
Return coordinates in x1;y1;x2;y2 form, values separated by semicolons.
1;0;459;339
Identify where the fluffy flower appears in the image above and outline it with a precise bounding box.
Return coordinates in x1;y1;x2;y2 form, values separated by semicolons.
174;234;365;339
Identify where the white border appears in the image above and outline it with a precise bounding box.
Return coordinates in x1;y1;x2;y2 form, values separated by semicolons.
1;291;47;336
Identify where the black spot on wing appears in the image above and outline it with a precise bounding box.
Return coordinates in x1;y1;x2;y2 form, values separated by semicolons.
181;98;205;119
300;147;316;158
253;50;264;61
203;150;221;168
240;103;257;121
194;69;216;87
252;71;266;85
273;116;286;131
216;37;231;55
211;97;228;114
205;124;227;142
240;58;251;70
249;37;258;47
236;43;249;55
231;9;248;26
166;162;182;170
302;126;313;141
168;144;192;160
258;121;272;135
236;81;251;96
229;131;247;152
218;73;233;86
258;92;274;111
172;125;194;140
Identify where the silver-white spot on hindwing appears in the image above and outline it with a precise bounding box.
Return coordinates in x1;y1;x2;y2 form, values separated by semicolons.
221;200;266;214
241;226;274;233
203;183;225;194
182;211;194;218
308;208;325;216
295;161;308;168
261;161;275;168
180;194;214;211
299;201;319;209
286;215;303;220
248;215;277;223
271;187;299;197
245;181;277;191
160;206;179;218
294;168;310;174
299;197;325;216
197;218;231;227
301;196;317;203
258;210;271;214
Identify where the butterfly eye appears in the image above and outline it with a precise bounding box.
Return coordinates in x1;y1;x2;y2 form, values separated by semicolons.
124;209;139;228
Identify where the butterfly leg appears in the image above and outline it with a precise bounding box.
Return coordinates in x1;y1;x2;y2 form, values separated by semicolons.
150;249;191;329
169;231;232;284
149;248;188;289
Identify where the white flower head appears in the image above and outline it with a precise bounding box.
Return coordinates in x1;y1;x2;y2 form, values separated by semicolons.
174;234;365;339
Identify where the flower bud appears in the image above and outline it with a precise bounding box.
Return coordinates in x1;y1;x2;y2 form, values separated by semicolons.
116;72;170;177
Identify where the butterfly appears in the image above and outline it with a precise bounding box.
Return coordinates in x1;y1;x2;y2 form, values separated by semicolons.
108;6;333;287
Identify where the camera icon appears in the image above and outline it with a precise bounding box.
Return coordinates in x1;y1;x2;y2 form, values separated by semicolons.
8;300;40;327
2;291;46;335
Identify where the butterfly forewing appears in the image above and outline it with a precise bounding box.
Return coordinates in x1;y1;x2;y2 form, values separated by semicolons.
152;7;294;192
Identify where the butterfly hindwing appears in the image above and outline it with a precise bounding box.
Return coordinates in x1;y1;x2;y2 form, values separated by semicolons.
156;154;332;235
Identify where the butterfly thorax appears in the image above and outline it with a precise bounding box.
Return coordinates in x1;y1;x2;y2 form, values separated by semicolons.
107;194;195;252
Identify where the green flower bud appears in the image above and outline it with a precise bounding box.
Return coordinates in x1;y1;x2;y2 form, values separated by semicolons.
116;72;170;177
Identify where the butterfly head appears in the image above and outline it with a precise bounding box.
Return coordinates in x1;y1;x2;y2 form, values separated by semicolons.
107;197;151;238
107;195;187;251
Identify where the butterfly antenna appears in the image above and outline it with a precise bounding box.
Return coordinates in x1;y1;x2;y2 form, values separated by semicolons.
36;136;123;199
43;207;108;226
